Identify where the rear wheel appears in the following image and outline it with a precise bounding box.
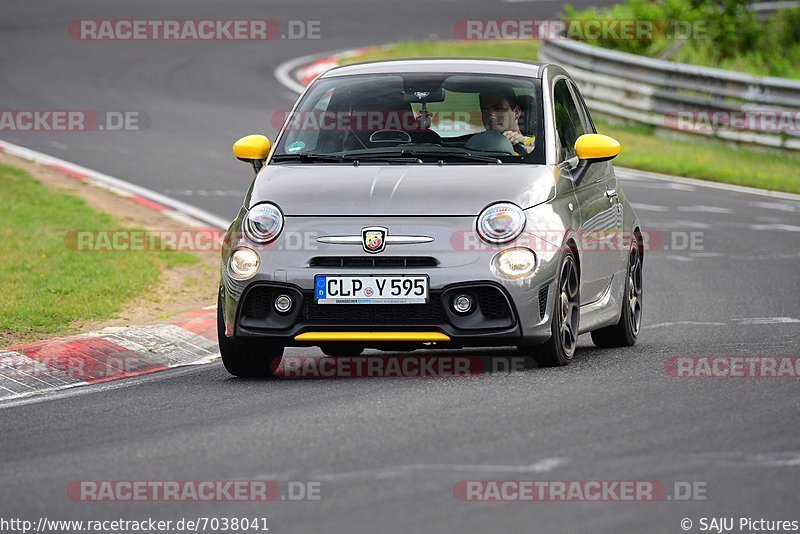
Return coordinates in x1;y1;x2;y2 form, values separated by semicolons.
217;294;284;377
535;251;580;367
591;236;643;348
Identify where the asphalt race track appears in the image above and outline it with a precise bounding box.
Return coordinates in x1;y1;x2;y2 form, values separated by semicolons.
1;1;799;533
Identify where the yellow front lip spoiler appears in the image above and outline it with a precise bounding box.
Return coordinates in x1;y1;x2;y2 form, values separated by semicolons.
294;332;450;343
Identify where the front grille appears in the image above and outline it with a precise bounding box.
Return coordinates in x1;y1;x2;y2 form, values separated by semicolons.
302;291;446;324
308;256;438;268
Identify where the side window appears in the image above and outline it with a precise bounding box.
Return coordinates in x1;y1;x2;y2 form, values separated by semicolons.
552;79;587;161
568;81;596;134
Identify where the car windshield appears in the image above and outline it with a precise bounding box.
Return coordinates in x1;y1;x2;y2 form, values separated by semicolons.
271;72;545;165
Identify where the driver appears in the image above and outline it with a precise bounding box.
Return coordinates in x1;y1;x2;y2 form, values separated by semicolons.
479;89;535;154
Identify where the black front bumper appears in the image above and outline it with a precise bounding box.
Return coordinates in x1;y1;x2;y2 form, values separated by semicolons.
228;281;528;347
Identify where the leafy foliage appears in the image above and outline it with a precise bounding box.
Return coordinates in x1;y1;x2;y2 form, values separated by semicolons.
563;0;800;78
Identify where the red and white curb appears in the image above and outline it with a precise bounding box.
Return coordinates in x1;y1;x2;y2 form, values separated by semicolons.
274;47;800;202
0;308;218;402
274;47;376;94
0;138;231;402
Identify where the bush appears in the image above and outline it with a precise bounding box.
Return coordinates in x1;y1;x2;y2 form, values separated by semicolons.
563;0;800;78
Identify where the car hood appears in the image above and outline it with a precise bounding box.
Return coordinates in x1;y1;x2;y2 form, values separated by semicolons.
247;164;556;216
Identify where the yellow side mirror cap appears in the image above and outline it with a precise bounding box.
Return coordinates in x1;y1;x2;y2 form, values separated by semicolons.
233;134;271;162
575;133;620;162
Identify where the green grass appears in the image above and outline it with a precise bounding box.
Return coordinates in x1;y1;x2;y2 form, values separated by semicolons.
0;164;198;342
337;40;800;193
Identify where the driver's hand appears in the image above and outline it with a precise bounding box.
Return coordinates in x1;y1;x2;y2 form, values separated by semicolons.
503;130;525;145
503;130;535;154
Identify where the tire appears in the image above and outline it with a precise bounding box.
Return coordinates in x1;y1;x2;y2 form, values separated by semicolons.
217;293;284;377
535;250;580;367
591;235;643;348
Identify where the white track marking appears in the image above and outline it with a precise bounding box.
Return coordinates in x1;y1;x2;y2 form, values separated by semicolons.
647;317;800;328
619;179;697;191
644;321;727;329
748;453;800;467
728;251;800;261
689;252;724;257
645;220;712;229
630;203;670;212
750;223;800;232
733;317;800;325
677;205;733;214
750;200;798;212
311;458;566;481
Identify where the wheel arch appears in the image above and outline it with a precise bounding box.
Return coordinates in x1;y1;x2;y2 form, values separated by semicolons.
633;225;644;262
565;235;581;279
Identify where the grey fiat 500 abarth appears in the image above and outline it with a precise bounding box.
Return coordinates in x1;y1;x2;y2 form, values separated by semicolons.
218;59;643;377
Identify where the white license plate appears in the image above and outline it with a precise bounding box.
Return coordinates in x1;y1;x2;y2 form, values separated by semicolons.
314;275;428;304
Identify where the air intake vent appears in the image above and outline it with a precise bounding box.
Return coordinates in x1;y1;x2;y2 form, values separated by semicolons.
538;285;549;320
309;257;438;268
302;292;446;324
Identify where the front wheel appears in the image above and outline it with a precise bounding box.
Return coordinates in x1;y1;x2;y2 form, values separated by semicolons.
591;236;643;348
217;294;284;377
535;251;580;367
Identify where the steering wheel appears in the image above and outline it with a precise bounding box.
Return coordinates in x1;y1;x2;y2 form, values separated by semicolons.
464;131;516;155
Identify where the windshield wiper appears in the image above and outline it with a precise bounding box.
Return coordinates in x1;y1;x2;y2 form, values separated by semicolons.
271;153;346;163
272;153;423;165
341;154;423;164
274;150;502;164
370;149;503;164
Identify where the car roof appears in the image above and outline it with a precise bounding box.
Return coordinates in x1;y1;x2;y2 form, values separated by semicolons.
320;58;546;79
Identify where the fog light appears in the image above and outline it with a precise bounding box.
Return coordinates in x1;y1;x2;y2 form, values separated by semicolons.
274;294;293;314
229;247;260;280
491;247;537;280
453;294;473;314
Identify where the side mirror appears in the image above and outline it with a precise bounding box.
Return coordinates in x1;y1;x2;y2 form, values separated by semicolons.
233;134;271;175
574;133;620;163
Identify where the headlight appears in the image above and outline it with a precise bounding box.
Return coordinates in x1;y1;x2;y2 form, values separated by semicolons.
229;247;260;280
476;202;526;244
243;203;283;244
491;247;537;280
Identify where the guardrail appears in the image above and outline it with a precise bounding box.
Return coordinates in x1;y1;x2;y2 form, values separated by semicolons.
751;0;800;18
539;5;800;151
